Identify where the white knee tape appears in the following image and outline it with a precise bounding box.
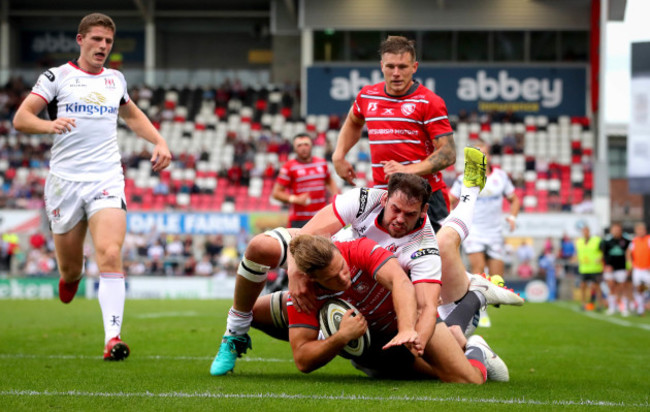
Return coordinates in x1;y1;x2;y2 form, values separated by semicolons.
264;227;292;267
237;257;271;283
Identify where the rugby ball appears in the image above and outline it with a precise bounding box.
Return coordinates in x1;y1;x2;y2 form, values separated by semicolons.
318;298;371;358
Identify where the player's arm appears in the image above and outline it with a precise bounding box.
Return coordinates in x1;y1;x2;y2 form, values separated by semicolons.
271;182;309;205
375;258;422;354
505;192;521;231
287;204;346;313
119;100;172;172
382;133;456;177
289;312;367;373
332;108;365;185
413;282;440;351
13;94;76;135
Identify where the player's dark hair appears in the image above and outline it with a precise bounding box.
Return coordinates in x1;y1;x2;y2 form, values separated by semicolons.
293;132;312;143
386;173;431;210
379;36;417;61
290;234;337;277
78;13;116;36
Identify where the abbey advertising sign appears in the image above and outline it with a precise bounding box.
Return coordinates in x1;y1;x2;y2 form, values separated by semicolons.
306;66;586;117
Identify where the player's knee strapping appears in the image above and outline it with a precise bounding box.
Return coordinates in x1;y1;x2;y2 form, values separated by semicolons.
236;227;291;283
269;291;288;329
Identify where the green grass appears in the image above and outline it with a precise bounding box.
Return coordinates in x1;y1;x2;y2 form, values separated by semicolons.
1;298;649;411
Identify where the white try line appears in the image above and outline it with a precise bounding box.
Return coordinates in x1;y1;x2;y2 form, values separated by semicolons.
0;353;292;362
132;311;201;319
0;389;647;408
555;302;650;331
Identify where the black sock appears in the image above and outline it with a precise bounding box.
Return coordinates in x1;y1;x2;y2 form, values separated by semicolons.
444;291;482;334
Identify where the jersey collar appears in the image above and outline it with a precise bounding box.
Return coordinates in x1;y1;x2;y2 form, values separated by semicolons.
68;60;105;75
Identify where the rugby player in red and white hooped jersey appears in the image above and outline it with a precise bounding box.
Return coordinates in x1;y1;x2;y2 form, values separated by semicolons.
13;13;172;361
333;35;455;232
272;133;339;229
281;234;507;383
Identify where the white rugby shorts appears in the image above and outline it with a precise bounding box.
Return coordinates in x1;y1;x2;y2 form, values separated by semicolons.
462;235;505;261
603;269;628;283
632;268;650;287
44;173;126;234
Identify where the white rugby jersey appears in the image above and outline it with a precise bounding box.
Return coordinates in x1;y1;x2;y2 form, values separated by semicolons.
31;61;129;181
450;168;515;238
332;187;441;284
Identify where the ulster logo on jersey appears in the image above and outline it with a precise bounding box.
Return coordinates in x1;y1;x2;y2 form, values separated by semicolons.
105;78;116;89
401;103;416;116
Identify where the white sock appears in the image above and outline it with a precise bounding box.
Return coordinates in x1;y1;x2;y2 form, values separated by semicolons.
621;297;629;312
635;292;645;314
607;294;617;312
98;273;126;345
443;185;480;241
224;307;253;336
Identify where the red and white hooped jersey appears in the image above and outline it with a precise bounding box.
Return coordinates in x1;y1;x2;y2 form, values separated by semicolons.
332;187;442;284
352;81;453;191
30;61;130;181
287;237;399;334
275;156;332;225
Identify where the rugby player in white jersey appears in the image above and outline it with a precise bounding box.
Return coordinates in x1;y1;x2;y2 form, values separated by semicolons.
450;140;520;277
210;147;522;376
13;13;171;360
449;140;520;326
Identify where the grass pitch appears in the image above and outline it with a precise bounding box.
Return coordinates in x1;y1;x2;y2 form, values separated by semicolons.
1;297;649;411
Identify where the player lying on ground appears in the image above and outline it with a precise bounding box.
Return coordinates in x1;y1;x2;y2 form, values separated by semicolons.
253;234;509;383
210;147;523;376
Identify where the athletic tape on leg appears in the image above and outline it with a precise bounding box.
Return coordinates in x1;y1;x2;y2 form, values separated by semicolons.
237;257;271;283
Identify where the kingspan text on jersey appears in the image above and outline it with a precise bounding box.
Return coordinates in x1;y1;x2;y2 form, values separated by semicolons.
65;103;118;116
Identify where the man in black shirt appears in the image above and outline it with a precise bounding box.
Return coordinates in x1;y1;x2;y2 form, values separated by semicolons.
602;222;632;316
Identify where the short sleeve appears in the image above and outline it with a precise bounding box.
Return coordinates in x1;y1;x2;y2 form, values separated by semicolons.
31;69;58;103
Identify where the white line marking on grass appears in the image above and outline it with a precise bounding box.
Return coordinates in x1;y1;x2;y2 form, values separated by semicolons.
555;302;650;331
1;389;647;408
132;311;200;319
0;354;292;362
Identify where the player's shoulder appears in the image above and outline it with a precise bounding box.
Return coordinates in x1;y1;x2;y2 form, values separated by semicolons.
414;83;444;101
38;62;71;83
358;82;385;97
105;68;127;81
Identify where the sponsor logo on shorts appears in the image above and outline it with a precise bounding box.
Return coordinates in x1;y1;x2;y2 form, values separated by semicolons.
356;188;368;218
410;248;439;259
51;208;61;223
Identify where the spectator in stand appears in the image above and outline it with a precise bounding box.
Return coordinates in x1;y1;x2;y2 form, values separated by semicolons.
195;255;214;277
558;233;577;277
516;240;535;266
183;255;197;276
626;222;650;316
204;235;224;263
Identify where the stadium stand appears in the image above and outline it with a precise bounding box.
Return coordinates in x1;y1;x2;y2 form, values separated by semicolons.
0;81;594;214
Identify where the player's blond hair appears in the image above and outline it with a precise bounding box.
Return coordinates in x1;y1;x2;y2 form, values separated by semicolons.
78;13;116;36
379;36;417;61
289;234;337;277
